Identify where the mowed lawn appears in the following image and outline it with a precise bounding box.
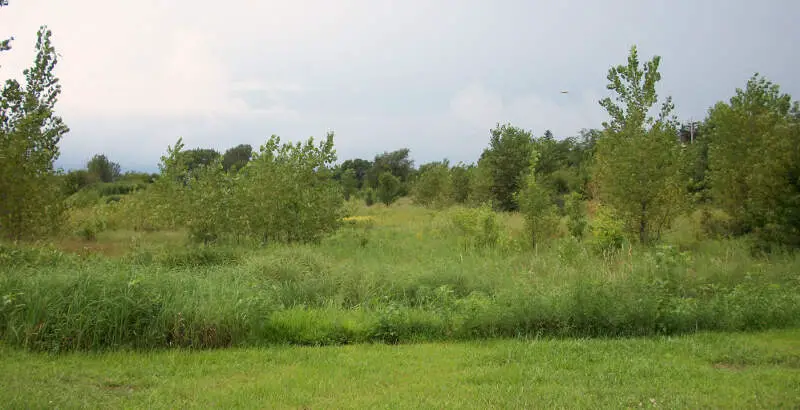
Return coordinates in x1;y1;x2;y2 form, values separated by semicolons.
2;329;798;409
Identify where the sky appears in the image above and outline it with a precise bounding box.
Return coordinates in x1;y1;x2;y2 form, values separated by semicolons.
1;0;798;172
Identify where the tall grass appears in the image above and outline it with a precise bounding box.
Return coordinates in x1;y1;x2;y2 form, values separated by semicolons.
1;204;799;352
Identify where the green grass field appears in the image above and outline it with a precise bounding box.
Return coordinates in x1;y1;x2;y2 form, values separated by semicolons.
2;329;799;408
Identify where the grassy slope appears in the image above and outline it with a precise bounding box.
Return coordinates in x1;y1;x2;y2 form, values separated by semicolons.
2;329;799;409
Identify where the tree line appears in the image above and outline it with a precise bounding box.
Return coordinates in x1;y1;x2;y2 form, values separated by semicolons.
1;2;798;251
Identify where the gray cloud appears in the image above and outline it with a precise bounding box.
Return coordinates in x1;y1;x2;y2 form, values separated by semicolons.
1;0;798;172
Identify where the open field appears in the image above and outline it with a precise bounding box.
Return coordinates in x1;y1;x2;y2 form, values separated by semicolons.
1;329;799;408
2;201;799;351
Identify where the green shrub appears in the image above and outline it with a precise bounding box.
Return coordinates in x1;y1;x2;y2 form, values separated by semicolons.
364;188;376;206
589;204;626;254
446;205;502;249
565;192;587;240
412;162;452;208
377;172;402;206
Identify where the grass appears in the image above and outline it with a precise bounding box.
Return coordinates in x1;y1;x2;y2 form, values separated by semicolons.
1;201;800;351
1;329;798;408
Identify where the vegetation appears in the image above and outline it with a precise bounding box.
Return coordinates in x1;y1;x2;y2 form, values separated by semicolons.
593;45;686;245
0;25;69;240
0;10;799;406
2;329;799;408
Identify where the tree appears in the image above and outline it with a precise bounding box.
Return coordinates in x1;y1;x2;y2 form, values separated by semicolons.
63;169;92;195
337;158;372;189
516;149;559;248
450;162;472;204
412;160;452;208
368;149;413;190
376;172;402;206
180;148;220;173
706;74;800;248
222;144;252;172
0;26;69;240
340;168;358;200
593;45;686;244
149;133;345;244
479;123;535;211
87;154;121;183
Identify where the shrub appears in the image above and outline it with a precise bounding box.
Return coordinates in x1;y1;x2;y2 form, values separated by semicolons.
150;134;345;244
516;166;560;248
565;192;588;240
589;204;626;254
364;188;376;206
412;162;452;208
377;172;402;206
447;205;502;249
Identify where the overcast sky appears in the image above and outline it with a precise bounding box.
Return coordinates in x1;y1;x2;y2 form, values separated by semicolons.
1;0;798;172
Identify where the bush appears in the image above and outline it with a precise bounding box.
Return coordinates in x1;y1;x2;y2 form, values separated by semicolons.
377;172;402;206
565;192;587;240
516;171;560;248
589;204;626;254
412;162;452;208
364;188;376;207
149;134;345;244
446;205;502;249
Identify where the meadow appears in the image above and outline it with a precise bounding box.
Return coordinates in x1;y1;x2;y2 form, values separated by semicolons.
2;199;798;352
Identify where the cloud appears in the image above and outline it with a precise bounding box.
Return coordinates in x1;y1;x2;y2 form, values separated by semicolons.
55;28;301;121
449;84;606;138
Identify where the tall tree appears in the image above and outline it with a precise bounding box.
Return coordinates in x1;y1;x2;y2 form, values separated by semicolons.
479;123;535;211
0;26;69;239
222;143;252;172
593;45;686;244
336;158;372;189
706;74;800;247
367;149;413;189
412;160;452;208
87;154;121;183
180;148;220;173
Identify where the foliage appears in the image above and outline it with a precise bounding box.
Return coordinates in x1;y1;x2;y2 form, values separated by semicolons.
376;172;402;206
516;150;560;248
339;168;358;200
565;192;587;239
593;45;687;244
449;162;472;204
706;74;800;249
445;204;502;249
336;158;372;189
479;123;535;211
62;169;94;195
589;204;627;254
363;187;376;207
0;26;69;240
2;205;800;353
158;133;344;244
222;143;252;172
86;154;121;183
179;148;220;174
412;160;452;208
367;149;413;191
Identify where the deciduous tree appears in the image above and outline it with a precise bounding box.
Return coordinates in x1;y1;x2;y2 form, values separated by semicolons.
593;45;686;244
0;26;69;240
706;74;800;248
